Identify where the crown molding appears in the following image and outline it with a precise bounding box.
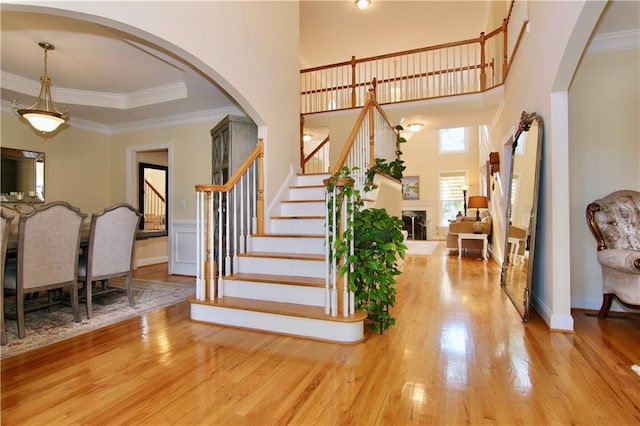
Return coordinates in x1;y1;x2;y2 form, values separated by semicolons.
587;29;640;55
2;99;243;135
1;71;187;109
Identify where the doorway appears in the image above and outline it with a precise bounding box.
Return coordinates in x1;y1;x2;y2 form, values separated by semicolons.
138;162;168;233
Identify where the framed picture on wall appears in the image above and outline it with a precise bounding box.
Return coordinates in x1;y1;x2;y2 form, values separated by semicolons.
401;176;419;200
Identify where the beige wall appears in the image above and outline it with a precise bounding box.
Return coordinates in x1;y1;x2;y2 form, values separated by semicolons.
9;1;301;212
1;113;111;215
569;47;640;310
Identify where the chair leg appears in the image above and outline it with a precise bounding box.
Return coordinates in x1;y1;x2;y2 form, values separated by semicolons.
16;289;25;339
1;289;6;346
598;293;614;318
126;273;135;307
70;283;81;323
86;280;93;319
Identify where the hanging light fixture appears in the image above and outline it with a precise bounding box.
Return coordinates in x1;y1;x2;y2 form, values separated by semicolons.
12;42;69;133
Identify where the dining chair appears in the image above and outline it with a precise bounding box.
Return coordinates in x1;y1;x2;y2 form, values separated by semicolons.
1;210;15;345
77;203;142;319
3;201;86;339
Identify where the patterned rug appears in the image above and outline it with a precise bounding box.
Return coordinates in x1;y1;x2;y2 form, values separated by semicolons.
1;278;195;359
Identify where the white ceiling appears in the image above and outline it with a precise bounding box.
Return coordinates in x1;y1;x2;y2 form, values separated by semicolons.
1;1;637;135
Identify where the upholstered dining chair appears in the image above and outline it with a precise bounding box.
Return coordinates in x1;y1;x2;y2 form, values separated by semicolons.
1;210;15;345
77;203;142;319
586;190;640;318
4;201;86;339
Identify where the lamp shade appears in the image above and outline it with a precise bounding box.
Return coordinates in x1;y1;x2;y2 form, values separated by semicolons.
467;196;488;209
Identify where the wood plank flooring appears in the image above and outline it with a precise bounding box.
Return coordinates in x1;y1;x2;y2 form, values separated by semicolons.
2;244;640;425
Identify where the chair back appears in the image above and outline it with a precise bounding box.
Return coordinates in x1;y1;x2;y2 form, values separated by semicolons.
15;201;86;290
86;203;141;278
1;210;14;281
586;190;640;251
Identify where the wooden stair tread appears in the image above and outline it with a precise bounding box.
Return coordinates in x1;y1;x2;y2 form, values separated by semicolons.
281;199;324;203
271;215;324;219
239;252;324;261
190;296;367;323
251;233;324;238
225;273;324;287
289;184;324;189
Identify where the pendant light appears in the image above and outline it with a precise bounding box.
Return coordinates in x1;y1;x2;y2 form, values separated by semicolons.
12;42;69;133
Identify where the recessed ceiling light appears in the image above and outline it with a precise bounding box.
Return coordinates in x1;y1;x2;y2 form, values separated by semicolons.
407;123;423;132
355;0;371;10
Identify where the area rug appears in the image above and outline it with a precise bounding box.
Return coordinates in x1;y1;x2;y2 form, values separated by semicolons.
1;278;195;359
405;240;440;256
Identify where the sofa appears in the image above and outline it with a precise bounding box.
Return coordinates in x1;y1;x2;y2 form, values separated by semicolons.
446;215;492;252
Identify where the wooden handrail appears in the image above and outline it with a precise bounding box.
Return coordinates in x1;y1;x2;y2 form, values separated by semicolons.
304;135;330;164
144;178;165;202
196;139;264;193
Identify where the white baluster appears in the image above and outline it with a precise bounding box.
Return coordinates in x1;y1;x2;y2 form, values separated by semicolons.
325;187;331;315
217;191;224;298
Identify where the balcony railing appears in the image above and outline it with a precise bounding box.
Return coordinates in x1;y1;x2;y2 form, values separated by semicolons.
300;1;528;115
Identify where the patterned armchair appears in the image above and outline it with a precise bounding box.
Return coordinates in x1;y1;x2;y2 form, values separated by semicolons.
586;190;640;318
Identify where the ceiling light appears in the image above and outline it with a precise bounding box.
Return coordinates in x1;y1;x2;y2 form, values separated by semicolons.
12;42;69;134
303;134;313;142
407;123;423;133
355;0;370;10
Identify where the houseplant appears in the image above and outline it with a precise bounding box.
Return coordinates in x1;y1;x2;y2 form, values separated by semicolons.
326;167;407;334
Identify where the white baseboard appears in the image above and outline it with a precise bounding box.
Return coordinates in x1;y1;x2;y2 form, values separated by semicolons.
531;292;574;331
136;256;169;268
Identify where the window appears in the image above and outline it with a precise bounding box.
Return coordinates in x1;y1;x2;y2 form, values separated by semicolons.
439;171;467;225
438;127;468;154
510;173;520;218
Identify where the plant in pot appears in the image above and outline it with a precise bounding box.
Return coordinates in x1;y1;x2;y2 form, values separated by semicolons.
326;167;407;334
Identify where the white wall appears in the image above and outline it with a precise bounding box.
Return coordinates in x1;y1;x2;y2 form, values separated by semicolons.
569;47;640;311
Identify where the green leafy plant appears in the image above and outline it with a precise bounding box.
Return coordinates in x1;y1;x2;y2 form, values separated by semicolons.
326;167;407;334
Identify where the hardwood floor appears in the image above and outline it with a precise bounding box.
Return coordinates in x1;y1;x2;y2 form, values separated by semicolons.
2;244;640;425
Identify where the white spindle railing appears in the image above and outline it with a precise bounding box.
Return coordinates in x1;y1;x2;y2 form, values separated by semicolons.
195;140;264;301
324;92;399;317
300;0;528;115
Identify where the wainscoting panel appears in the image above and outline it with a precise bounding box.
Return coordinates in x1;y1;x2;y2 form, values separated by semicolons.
171;220;197;276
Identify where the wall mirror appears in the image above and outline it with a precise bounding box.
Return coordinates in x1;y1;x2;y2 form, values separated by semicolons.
0;147;45;203
500;111;543;322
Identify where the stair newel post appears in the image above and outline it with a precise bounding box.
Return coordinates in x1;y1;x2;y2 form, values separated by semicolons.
232;185;238;274
256;139;265;234
239;174;245;255
195;188;204;300
217;191;225;298
368;92;376;168
502;18;508;82
225;187;232;278
350;55;357;109
349;200;355;316
479;31;487;92
324;185;333;315
331;184;339;316
208;190;217;300
342;191;350;318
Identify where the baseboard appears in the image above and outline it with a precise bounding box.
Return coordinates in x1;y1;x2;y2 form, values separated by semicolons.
531;292;574;331
136;256;169;268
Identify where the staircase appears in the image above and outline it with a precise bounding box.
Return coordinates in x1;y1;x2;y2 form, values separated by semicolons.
190;172;367;343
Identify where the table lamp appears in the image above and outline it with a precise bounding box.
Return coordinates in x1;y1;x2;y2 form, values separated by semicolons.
467;196;488;221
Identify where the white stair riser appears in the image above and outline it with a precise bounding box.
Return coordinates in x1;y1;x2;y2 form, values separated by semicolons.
191;304;364;343
238;256;325;278
271;218;325;235
223;279;324;306
295;174;330;187
289;186;325;200
251;236;324;255
280;201;325;217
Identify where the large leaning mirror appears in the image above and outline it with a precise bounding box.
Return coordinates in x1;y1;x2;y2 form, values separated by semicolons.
0;147;45;204
500;111;543;322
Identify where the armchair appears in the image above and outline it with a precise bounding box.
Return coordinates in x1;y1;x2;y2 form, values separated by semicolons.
586;190;640;318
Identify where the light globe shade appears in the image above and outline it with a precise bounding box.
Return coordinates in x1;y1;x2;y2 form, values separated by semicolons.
21;111;65;133
355;0;370;9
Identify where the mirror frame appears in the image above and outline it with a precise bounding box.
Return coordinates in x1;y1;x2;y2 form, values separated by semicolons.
500;111;543;322
0;147;45;204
